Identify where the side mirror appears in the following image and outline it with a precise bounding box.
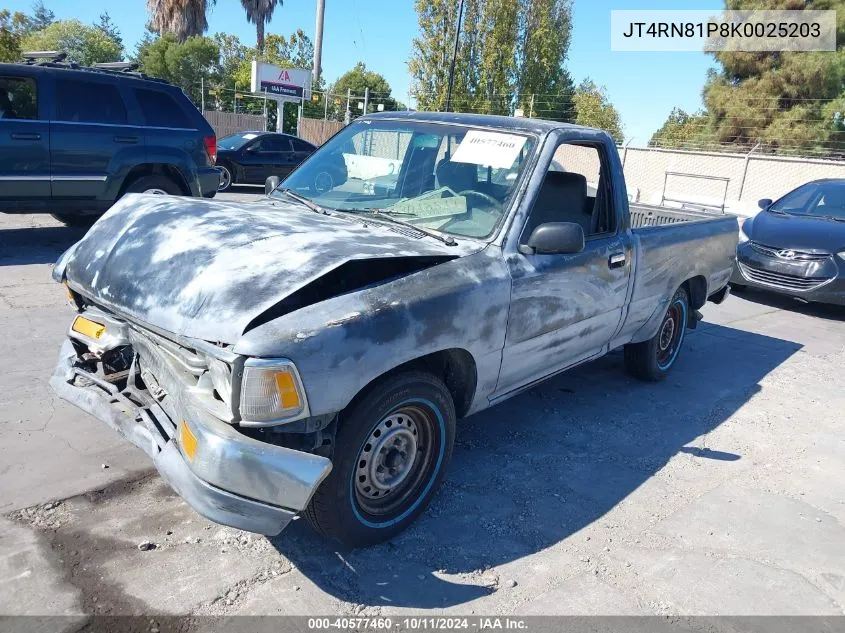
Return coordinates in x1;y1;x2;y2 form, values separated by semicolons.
519;222;585;255
245;145;259;154
265;175;280;195
758;198;772;210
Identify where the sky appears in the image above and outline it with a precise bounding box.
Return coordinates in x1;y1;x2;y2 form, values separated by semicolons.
5;0;724;146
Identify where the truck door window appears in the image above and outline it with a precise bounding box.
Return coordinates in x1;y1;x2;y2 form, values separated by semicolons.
524;142;615;242
0;76;37;120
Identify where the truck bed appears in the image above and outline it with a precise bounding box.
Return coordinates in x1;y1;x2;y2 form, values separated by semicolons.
629;203;733;229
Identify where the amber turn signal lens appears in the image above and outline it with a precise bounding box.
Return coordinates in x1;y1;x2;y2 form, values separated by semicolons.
274;370;302;410
71;316;105;340
180;421;198;461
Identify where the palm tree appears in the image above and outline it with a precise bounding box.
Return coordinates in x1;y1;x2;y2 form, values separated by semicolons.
146;0;215;42
241;0;282;54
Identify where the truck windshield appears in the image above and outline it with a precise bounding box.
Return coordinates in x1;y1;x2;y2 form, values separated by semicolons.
275;120;536;239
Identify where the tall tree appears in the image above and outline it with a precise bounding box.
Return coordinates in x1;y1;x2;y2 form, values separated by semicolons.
516;0;574;121
410;0;573;117
0;10;32;62
409;0;458;111
136;33;219;103
649;108;710;148
30;1;54;32
701;0;845;155
146;0;215;42
20;19;122;66
329;62;397;120
573;79;624;142
240;0;281;54
96;12;123;54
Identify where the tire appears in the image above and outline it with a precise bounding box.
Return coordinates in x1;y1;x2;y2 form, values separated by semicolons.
304;371;456;548
123;174;183;196
217;163;234;192
624;286;689;382
50;213;100;228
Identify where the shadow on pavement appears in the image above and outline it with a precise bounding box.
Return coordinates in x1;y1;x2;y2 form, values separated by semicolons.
270;322;800;609
0;225;86;267
732;286;845;322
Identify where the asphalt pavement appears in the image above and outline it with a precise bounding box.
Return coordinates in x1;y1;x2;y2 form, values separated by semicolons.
1;191;844;621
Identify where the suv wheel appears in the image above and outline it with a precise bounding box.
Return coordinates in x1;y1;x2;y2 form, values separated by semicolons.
51;214;100;228
124;175;183;196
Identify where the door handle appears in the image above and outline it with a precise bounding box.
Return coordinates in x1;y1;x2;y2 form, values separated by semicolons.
113;135;139;144
11;132;41;140
609;252;626;269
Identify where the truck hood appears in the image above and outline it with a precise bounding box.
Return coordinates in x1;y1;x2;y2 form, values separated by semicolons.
747;210;845;252
60;194;480;343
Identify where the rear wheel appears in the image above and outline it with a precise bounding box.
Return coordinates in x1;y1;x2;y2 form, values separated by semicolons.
624;287;689;382
304;371;456;548
50;213;99;228
123;174;183;196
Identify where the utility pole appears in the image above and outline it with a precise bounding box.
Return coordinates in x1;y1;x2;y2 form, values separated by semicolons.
529;94;534;118
445;0;465;112
200;76;205;112
345;88;351;124
363;87;369;115
313;0;325;85
324;90;329;120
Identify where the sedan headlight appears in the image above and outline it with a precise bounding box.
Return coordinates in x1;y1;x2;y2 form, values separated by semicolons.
239;358;308;426
838;250;845;260
738;219;750;243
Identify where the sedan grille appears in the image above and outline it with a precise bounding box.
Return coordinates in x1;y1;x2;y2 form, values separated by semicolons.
738;262;833;292
749;242;829;262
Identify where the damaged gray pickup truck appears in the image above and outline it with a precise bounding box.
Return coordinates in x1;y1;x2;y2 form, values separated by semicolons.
51;112;737;548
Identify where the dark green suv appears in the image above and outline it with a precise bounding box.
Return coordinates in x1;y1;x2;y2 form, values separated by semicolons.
0;55;219;226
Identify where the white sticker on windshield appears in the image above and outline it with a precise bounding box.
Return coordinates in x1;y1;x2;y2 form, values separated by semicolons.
450;130;527;169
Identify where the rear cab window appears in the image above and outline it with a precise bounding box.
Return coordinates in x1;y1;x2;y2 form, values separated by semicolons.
55;79;127;124
134;88;194;128
0;75;38;120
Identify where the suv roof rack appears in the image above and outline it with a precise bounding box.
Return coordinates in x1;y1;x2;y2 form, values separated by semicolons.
92;62;140;72
21;50;67;63
14;51;172;85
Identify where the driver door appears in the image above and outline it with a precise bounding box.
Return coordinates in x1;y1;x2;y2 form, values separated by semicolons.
495;136;633;394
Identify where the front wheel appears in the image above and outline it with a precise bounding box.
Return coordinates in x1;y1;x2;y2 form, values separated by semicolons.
304;371;456;548
624;286;689;382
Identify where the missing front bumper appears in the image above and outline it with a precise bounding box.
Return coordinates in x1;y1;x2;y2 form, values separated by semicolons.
49;340;332;535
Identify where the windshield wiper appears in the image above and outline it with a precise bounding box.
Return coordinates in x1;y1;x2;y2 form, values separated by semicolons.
275;188;330;215
817;214;845;222
335;208;458;246
767;208;788;215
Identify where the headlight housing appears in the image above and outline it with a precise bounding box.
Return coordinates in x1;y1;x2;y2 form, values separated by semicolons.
738;219;750;243
239;358;309;426
838;250;845;260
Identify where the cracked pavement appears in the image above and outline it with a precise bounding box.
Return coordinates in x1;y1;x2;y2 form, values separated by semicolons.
1;197;844;622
